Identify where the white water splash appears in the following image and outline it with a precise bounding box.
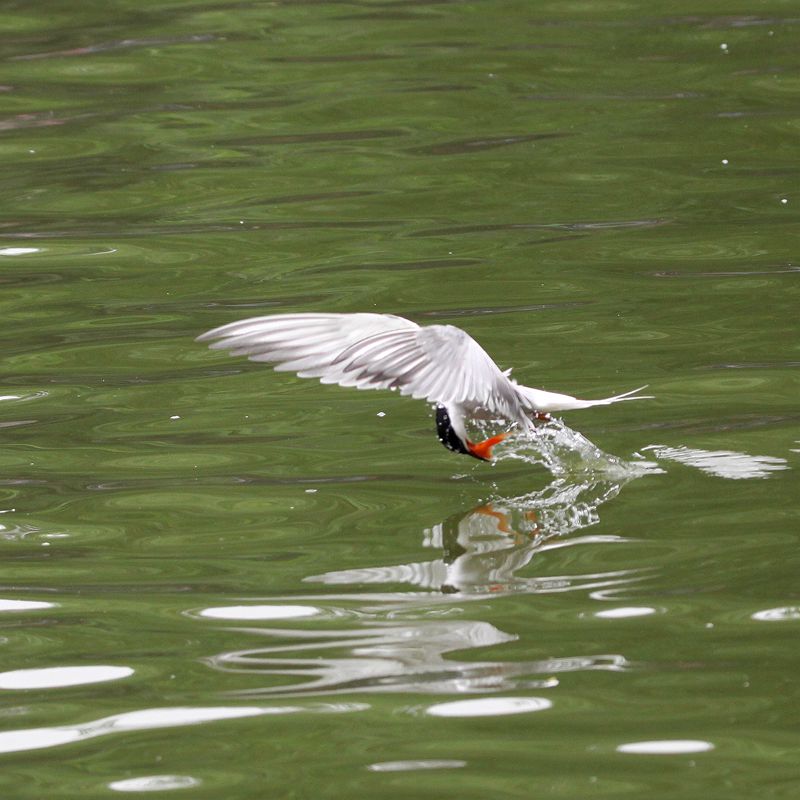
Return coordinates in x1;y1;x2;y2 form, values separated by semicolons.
474;418;788;482
488;418;660;479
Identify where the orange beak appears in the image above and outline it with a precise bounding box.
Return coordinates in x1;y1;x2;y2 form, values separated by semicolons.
466;432;508;461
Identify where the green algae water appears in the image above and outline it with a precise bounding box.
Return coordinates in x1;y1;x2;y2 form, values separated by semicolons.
0;2;798;798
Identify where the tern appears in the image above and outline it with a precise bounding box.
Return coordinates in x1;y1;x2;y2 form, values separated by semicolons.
197;312;650;461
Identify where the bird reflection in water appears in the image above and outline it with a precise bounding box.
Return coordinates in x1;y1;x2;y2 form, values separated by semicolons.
309;417;655;594
198;416;789;698
307;475;632;595
201;422;661;698
205;473;639;699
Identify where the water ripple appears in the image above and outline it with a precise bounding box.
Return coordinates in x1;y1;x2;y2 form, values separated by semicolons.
407;132;571;156
410;218;667;238
208;614;625;698
10;34;218;61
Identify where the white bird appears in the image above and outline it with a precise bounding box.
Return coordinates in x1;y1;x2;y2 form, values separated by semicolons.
197;312;650;461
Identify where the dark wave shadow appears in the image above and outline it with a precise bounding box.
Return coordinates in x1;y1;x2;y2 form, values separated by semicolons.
407;132;571;156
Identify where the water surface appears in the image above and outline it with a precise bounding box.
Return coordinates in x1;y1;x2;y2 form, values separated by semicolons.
0;2;798;798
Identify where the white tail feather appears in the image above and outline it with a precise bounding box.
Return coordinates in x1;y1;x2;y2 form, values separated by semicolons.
515;384;652;414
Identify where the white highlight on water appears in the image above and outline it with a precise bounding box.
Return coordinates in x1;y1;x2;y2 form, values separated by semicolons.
199;604;320;620
0;702;367;755
426;697;552;717
0;598;56;611
752;606;800;622
617;739;714;755
109;775;201;792
0;247;40;256
0;665;133;690
367;760;466;772
595;607;657;619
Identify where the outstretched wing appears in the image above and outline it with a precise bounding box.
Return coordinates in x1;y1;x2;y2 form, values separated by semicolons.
197;312;521;417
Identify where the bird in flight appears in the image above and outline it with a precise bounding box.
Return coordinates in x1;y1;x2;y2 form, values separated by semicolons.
197;312;650;461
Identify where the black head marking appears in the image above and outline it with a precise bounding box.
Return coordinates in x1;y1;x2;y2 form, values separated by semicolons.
435;405;482;460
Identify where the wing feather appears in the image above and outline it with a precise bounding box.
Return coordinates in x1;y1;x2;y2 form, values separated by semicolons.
197;312;522;418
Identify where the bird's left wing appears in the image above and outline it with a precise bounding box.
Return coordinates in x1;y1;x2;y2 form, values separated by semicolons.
196;312;418;381
197;312;522;419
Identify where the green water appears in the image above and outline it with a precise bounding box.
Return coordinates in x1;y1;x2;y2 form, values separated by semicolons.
1;1;798;797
